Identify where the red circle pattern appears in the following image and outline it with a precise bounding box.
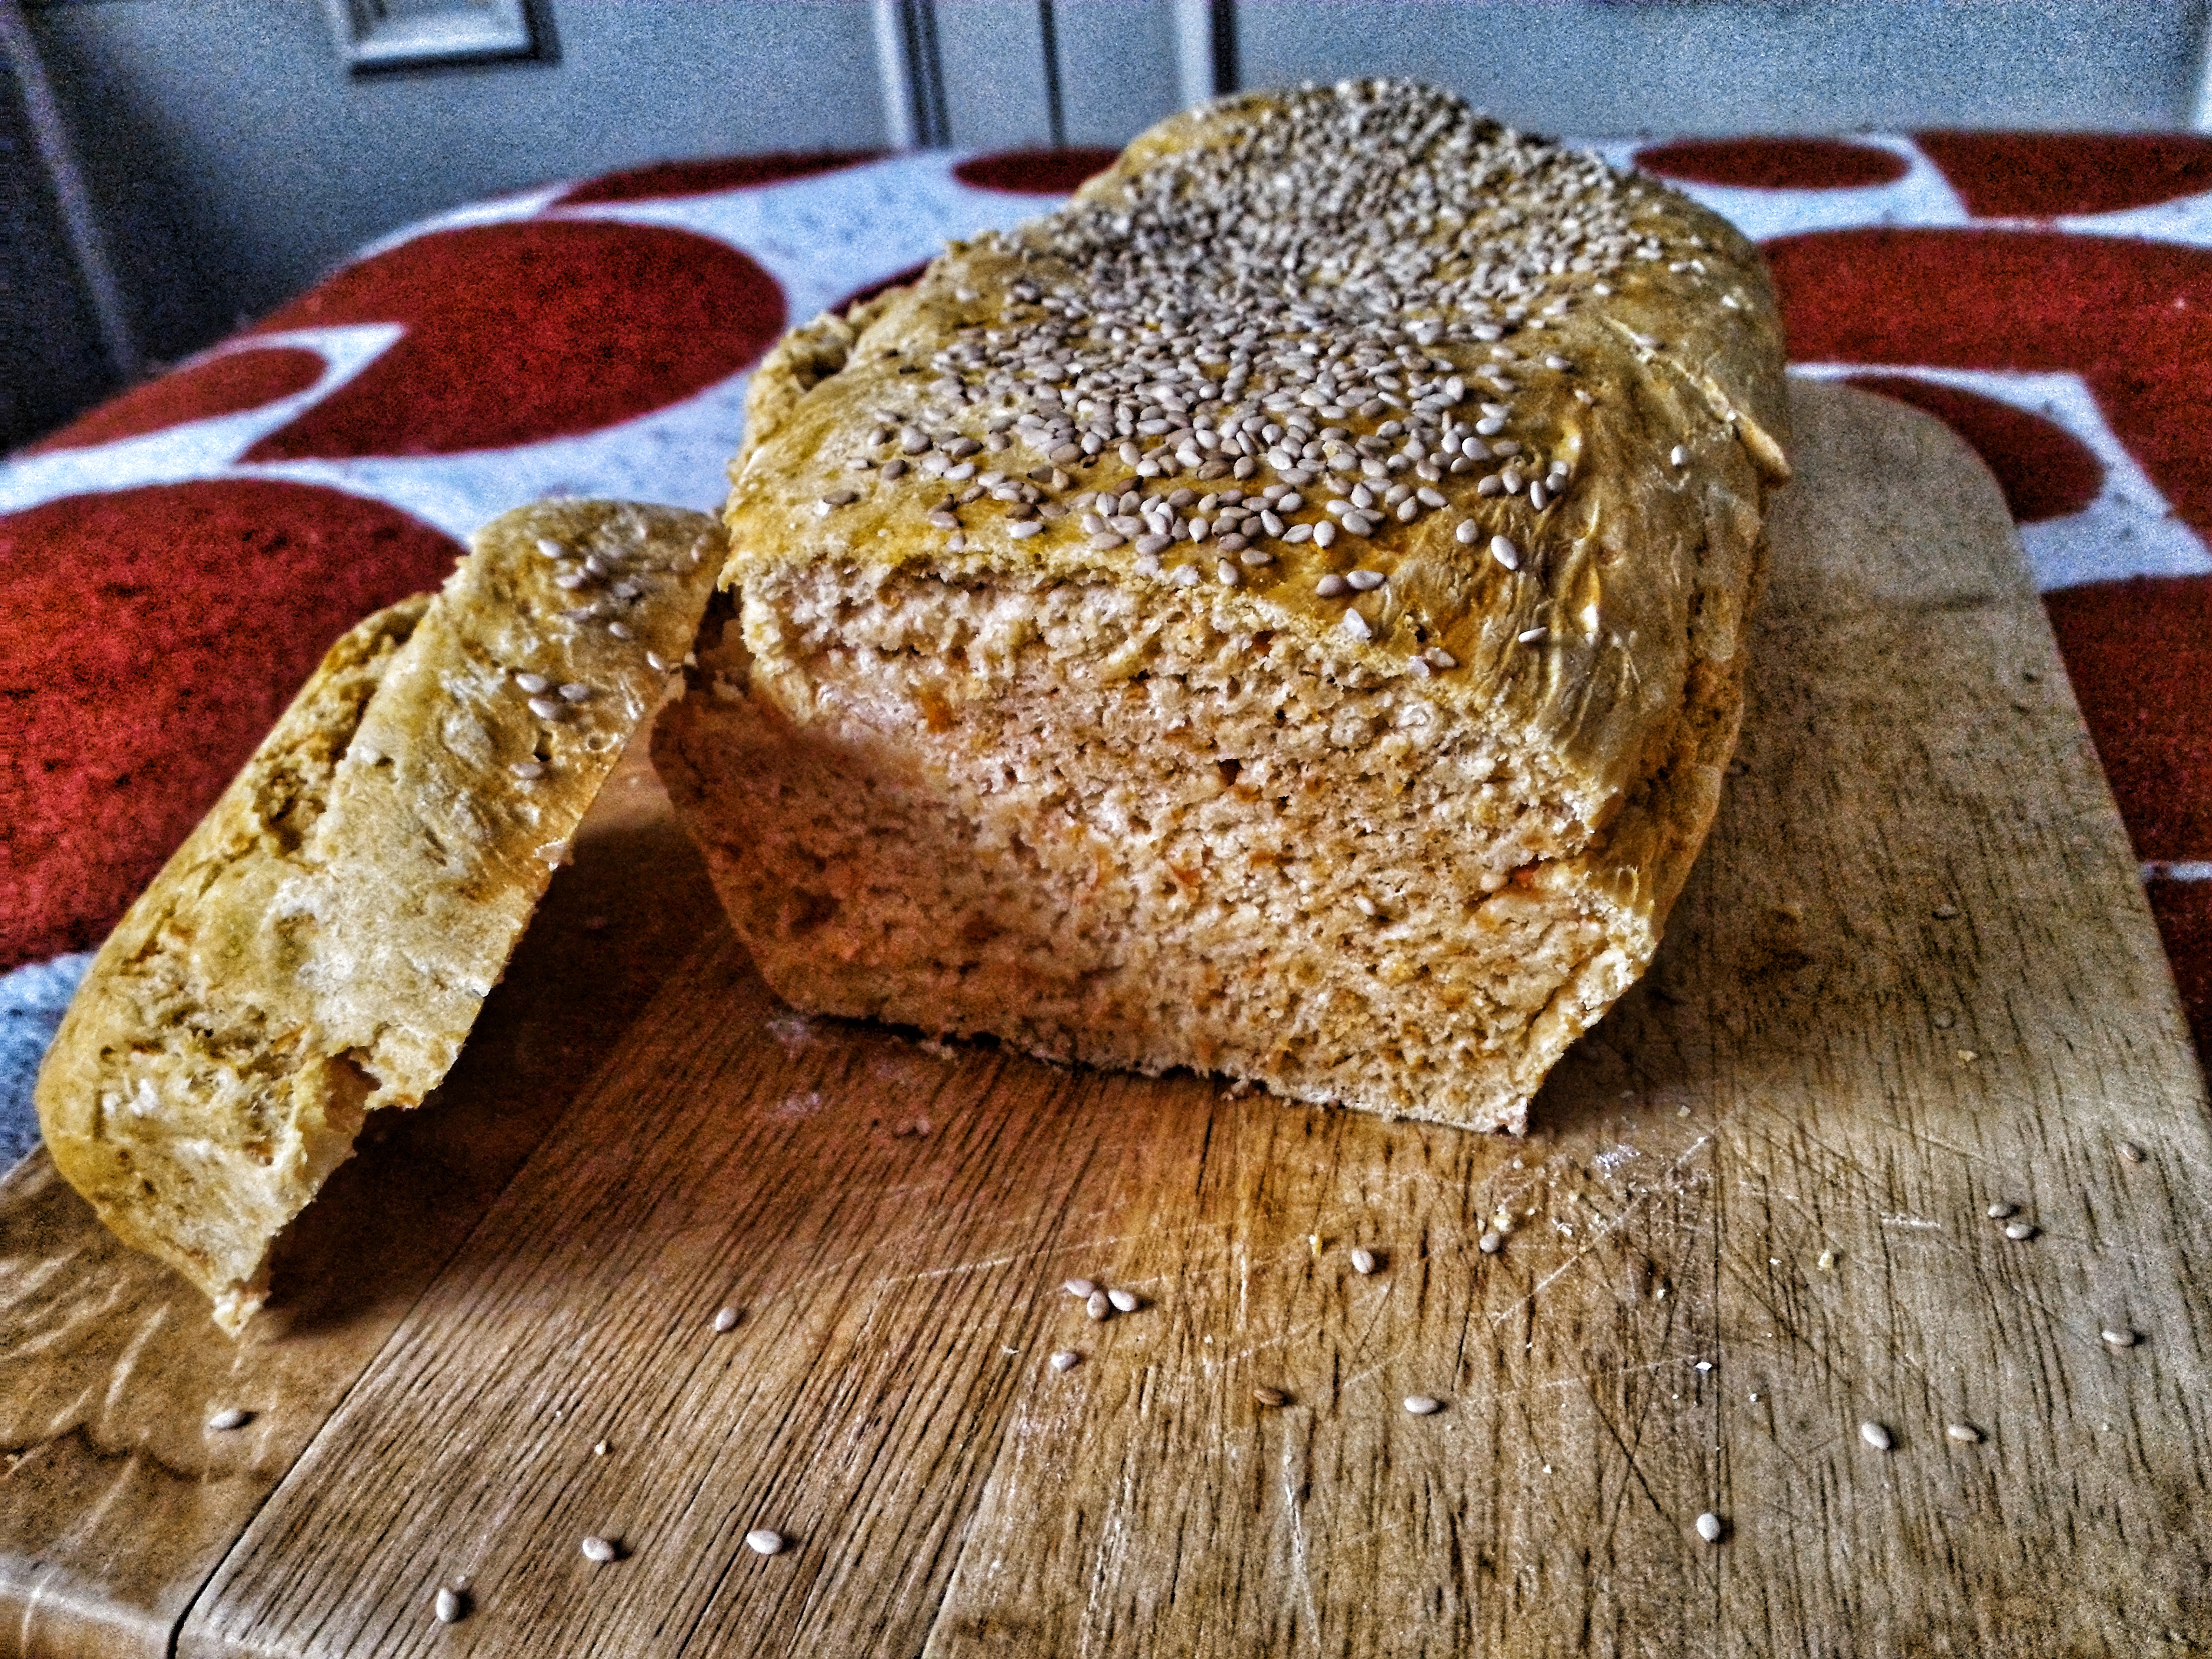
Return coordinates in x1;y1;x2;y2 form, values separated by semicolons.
243;220;787;461
1636;138;1908;191
27;348;326;456
0;482;466;967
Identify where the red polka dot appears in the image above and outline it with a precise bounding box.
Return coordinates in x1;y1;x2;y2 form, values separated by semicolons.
0;482;464;969
954;147;1118;195
1764;228;2212;546
25;348;325;455
836;259;930;318
2145;875;2212;1071
1840;374;2103;523
242;221;785;461
1917;133;2212;220
2043;575;2212;866
554;151;881;207
1634;138;1907;191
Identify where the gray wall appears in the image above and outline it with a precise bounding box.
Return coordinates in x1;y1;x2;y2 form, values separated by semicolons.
24;0;888;367
11;0;2212;442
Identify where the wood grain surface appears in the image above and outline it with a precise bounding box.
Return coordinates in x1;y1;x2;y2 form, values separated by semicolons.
0;734;722;1659
6;380;2209;1657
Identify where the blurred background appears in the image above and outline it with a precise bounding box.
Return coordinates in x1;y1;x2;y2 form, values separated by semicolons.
6;0;2212;450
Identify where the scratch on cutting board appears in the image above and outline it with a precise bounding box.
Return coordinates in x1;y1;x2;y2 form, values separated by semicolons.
1282;1440;1321;1644
1879;1214;1945;1231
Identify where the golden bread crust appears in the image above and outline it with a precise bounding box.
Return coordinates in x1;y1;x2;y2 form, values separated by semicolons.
664;80;1789;1129
36;501;724;1331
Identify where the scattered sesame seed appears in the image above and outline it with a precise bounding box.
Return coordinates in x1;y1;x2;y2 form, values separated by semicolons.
1351;1247;1379;1275
1516;626;1547;644
1479;1230;1503;1253
1933;902;1959;918
434;1587;466;1624
1252;1385;1289;1407
745;1529;787;1557
1946;1422;1982;1444
1986;1202;2016;1219
1670;445;1688;467
1403;1395;1443;1415
1065;1277;1097;1298
2102;1327;2139;1348
581;1535;619;1563
594;1439;611;1455
1087;1289;1113;1321
1050;1350;1083;1371
2004;1221;2037;1241
1859;1420;1892;1452
207;1407;251;1432
1694;1512;1724;1544
1107;1287;1140;1313
712;1306;740;1333
2119;1140;2145;1163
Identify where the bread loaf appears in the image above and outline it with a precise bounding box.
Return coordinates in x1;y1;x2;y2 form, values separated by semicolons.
656;80;1791;1132
36;500;723;1331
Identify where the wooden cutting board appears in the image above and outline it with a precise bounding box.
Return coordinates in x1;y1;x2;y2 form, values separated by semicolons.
5;380;2210;1658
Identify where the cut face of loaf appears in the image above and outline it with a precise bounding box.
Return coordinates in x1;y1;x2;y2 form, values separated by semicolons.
36;501;724;1331
658;79;1791;1131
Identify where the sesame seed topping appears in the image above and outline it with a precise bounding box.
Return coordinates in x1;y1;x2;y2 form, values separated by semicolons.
1345;569;1385;591
511;761;545;780
1670;445;1688;467
1516;626;1547;644
1341;609;1373;640
528;696;564;720
1008;520;1045;538
514;672;550;693
557;682;592;702
1490;535;1520;570
1316;574;1349;597
534;537;564;558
